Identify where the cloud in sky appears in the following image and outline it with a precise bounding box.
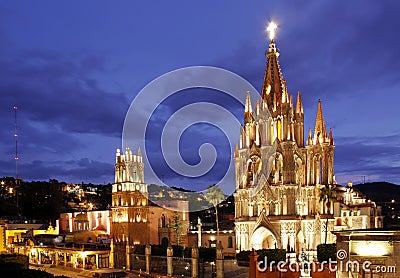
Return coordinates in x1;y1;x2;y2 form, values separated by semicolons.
0;1;399;186
0;49;127;182
0;158;113;184
0;50;128;135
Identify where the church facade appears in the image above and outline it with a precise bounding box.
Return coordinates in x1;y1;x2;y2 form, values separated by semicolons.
234;28;337;256
111;147;189;247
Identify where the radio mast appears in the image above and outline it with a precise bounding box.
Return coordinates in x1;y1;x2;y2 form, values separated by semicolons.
13;105;19;178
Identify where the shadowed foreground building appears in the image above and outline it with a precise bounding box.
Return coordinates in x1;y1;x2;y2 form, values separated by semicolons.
335;229;399;278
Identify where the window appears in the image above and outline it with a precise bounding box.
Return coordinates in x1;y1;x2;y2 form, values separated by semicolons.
209;238;217;248
228;236;233;248
161;214;166;228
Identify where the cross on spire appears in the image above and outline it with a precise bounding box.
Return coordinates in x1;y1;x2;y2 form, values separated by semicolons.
266;21;278;40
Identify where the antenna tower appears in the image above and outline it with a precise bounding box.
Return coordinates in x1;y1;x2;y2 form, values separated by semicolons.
13;106;18;178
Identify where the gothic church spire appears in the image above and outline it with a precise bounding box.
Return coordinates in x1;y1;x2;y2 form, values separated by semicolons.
314;99;326;138
261;22;286;108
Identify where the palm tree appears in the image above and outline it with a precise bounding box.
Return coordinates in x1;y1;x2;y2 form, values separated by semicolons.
319;184;337;244
205;184;225;238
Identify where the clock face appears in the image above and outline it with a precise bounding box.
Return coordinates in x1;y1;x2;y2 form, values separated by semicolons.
136;185;140;191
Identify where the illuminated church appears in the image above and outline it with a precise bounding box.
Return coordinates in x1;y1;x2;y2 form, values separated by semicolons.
111;147;189;246
234;23;340;256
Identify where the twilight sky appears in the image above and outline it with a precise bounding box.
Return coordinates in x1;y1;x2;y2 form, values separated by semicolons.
1;1;400;190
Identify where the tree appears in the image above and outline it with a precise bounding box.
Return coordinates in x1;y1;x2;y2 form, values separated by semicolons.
319;184;337;244
168;212;187;246
205;184;225;237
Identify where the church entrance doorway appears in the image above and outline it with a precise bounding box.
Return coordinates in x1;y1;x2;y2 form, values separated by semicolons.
251;226;277;250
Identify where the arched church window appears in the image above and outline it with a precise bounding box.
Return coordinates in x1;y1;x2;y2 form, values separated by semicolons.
314;156;322;185
270;124;274;144
245;159;253;187
268;157;276;184
277;155;283;183
133;167;137;182
277;119;282;140
319;160;323;184
161;214;166;228
118;166;122;182
253;204;258;217
295;157;303;185
228;236;233;248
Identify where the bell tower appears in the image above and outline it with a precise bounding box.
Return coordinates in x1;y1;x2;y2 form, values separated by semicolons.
111;147;150;244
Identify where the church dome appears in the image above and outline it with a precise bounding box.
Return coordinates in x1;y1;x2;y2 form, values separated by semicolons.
75;213;88;221
94;225;107;232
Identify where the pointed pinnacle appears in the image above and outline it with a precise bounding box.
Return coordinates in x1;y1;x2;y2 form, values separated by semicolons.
245;91;252;113
329;128;334;145
296;91;303;114
234;143;239;157
314;99;325;136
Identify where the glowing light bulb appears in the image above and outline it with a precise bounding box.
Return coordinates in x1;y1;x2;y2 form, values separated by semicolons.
266;21;278;40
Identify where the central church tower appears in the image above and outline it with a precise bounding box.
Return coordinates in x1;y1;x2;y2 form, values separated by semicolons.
111;147;150;244
234;23;335;256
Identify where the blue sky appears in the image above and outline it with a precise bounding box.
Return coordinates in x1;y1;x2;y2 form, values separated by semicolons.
0;1;399;189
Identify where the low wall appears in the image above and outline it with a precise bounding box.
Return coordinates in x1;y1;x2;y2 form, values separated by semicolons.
254;265;336;278
249;251;336;278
